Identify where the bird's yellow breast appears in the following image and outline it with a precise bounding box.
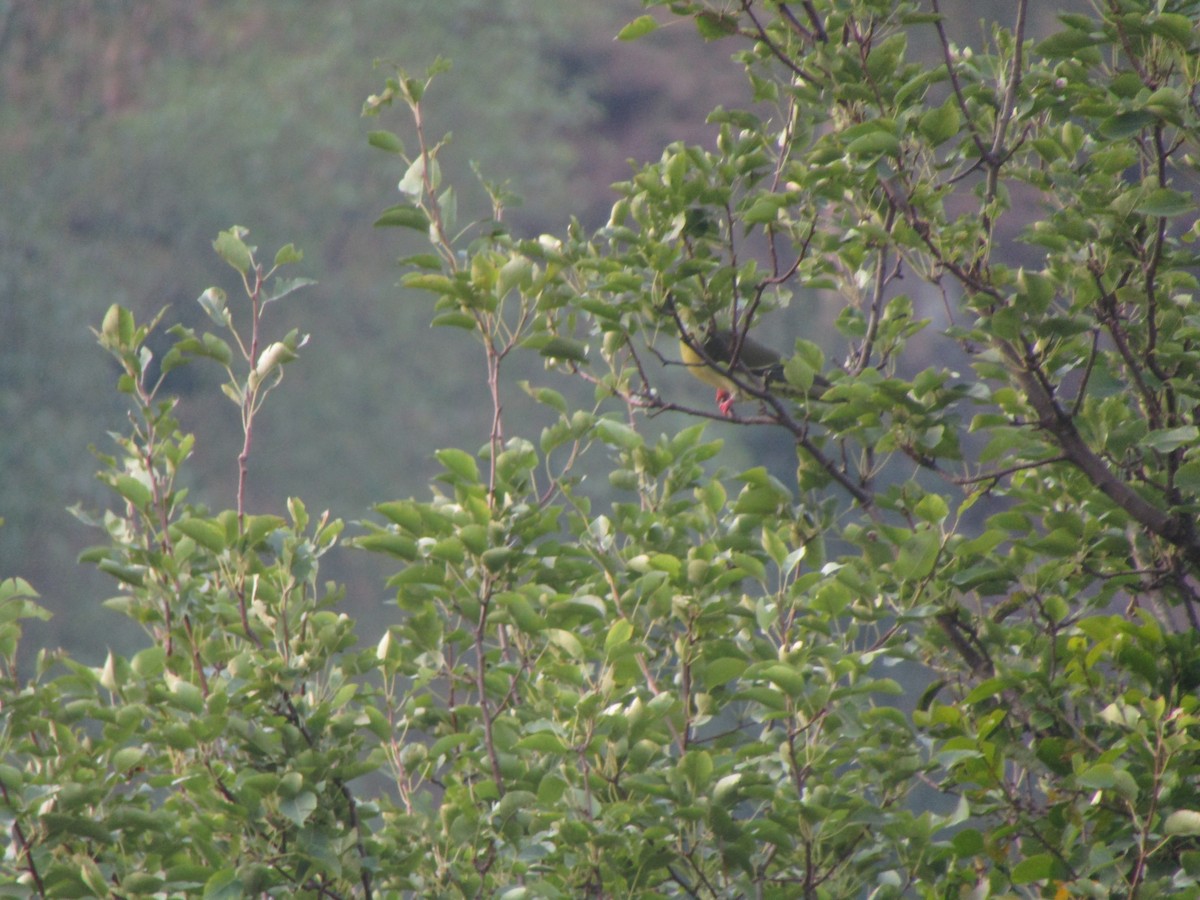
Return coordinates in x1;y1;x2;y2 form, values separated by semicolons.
679;339;740;395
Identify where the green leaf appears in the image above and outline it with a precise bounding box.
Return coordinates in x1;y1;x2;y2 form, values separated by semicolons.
41;812;113;844
918;100;961;145
242;514;285;549
1010;853;1063;884
535;336;589;363
537;773;569;805
499;592;545;632
113;474;153;509
763;663;805;697
436;447;480;482
595;418;643;450
202;868;243;900
430;732;470;761
376;203;431;230
1166;810;1200;836
1183;851;1200;877
97;559;145;587
212;227;253;275
1099;110;1156;139
866;32;907;80
402;272;457;295
733;485;788;516
1075;762;1133;796
1143;425;1199;452
262;276;316;305
547;628;584;659
812;580;852;615
398;156;426;199
516;732;567;753
437;185;457;235
272;243;303;266
174;517;228;554
743;195;787;224
498;256;533;295
894;529;940;579
1035;29;1099;58
131;645;165;678
702;656;748;689
521;381;567;413
400;252;445;271
618;15;658;40
951;827;984;856
0;577;42;609
367;129;405;154
122;873;166;893
375;500;422;531
99;303;128;349
168;679;204;714
1016;269;1054;312
431;311;479;330
605;618;634;655
746;819;795;849
680;749;713;790
112;746;146;772
1136;188;1194;218
196;287;230;327
201;332;233;366
357;532;418;559
279;791;318;827
914;494;949;524
430;536;465;564
845;130;901;157
1149;13;1196;47
1144;86;1185;123
695;12;738;40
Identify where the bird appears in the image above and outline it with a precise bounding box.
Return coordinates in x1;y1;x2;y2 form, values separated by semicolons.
679;328;828;416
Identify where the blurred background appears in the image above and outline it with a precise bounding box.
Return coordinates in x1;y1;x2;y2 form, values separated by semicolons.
0;0;1075;661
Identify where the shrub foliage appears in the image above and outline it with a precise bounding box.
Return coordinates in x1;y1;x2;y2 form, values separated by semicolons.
4;1;1200;896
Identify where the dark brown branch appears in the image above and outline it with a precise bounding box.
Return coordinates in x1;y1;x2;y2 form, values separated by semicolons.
928;0;995;165
852;205;897;373
2;782;45;895
1094;277;1164;426
999;339;1200;567
739;0;815;82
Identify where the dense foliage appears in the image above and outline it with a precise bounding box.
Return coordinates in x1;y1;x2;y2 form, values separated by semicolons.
4;0;1200;896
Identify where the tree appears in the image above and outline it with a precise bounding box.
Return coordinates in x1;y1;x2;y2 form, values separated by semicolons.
3;0;1200;897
